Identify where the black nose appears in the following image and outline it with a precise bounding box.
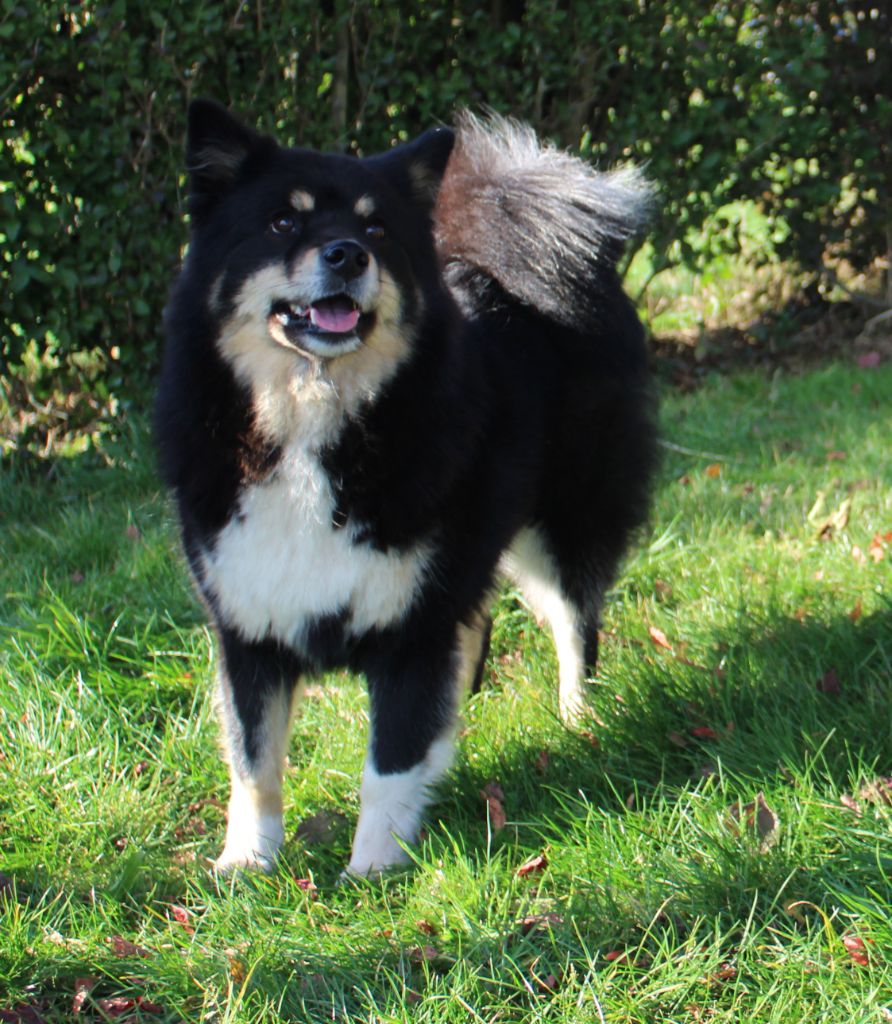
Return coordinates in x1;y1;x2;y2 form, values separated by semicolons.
322;239;370;281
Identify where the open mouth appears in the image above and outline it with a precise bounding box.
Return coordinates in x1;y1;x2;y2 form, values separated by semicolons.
269;295;372;357
273;295;361;334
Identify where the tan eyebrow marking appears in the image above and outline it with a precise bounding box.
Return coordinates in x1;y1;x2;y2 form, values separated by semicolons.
354;195;376;217
290;189;315;212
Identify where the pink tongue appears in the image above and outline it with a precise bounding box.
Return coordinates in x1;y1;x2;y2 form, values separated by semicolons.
310;301;360;334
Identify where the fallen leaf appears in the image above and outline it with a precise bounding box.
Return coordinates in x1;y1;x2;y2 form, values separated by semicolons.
109;935;151;958
480;781;507;832
648;626;673;651
852;545;867;565
840;793;861;815
294;878;317;896
842;934;870;966
124;524;141;541
0;1005;48;1024
516;853;548;878
409;944;440;963
869;533;886;562
705;463;722;478
857;351;881;369
536;971;561;993
667;731;689;748
72;977;98;1013
95;997;136;1018
816;668;841;695
226;949;247;984
849;600;863;623
690;725;719;740
814;496;852;539
727;792;779;852
826;450;847;462
518;912;564;935
857;776;892;806
168;904;194;934
706;963;737;983
416;919;437;936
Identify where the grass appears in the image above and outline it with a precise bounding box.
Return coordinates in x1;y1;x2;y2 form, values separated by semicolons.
1;360;891;1022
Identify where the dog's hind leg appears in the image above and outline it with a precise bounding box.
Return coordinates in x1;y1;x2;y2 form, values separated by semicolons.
347;634;464;876
501;527;600;725
457;607;493;696
214;629;301;873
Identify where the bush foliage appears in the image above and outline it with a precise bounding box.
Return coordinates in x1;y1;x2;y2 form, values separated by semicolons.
2;0;889;397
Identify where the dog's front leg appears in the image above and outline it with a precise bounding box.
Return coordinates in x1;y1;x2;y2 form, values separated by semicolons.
347;640;460;876
213;628;301;873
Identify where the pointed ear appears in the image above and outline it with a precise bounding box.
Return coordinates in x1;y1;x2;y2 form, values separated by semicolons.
371;127;455;209
185;99;265;211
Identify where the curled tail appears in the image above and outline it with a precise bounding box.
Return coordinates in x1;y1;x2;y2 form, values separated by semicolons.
435;111;651;325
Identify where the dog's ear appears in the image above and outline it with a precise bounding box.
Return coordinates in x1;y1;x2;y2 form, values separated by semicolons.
371;127;455;211
185;99;266;215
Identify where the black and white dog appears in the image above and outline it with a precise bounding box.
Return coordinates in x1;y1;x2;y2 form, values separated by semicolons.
156;100;655;876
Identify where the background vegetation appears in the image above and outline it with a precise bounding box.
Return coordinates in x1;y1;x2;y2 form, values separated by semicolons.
2;0;891;447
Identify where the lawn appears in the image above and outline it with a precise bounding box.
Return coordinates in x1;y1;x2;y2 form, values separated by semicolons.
1;360;891;1023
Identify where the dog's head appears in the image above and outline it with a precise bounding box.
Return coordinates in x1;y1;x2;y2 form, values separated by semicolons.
180;101;454;411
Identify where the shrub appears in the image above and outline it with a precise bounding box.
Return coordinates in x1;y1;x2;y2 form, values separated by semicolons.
1;0;889;418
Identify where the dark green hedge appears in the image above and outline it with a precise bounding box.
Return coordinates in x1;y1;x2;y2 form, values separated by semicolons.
2;0;889;399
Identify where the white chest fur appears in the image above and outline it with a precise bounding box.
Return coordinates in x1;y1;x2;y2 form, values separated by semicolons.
200;442;429;648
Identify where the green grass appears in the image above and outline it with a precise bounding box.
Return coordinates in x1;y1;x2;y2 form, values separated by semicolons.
2;362;891;1022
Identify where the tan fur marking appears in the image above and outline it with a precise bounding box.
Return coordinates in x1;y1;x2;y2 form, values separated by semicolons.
214;263;412;447
354;194;376;217
291;189;315;212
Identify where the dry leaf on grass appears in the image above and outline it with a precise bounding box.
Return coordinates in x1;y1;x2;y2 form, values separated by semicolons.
168;904;194;934
842;934;871;967
109;935;151;958
0;1005;48;1024
409;944;440;963
72;977;98;1014
95;996;164;1018
726;792;779;852
516;853;548;878
480;781;507;832
648;626;673;651
816;668;842;695
518;912;564;935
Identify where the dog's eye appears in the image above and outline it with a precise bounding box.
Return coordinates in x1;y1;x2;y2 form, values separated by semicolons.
270;213;297;236
365;220;386;241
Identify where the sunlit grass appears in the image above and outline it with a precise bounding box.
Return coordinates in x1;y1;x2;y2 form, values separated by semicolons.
1;363;891;1021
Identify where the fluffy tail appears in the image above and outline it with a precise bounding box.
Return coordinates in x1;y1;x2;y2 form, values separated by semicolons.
435;112;651;325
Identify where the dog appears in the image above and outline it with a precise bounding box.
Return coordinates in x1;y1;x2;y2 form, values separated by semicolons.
156;100;656;876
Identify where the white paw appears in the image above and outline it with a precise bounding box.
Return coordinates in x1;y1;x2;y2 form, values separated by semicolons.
214;849;278;875
558;687;588;726
215;813;284;874
345;833;411;879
